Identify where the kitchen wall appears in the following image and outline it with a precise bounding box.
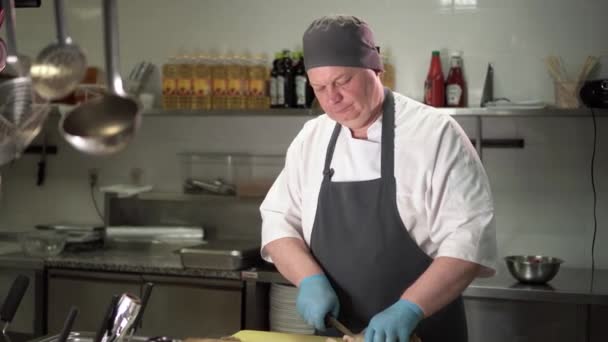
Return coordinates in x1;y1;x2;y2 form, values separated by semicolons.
1;0;607;269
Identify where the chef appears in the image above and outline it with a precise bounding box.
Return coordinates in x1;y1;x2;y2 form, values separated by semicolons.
260;15;497;342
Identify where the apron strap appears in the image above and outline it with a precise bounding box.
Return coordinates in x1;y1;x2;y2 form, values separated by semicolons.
381;88;395;180
323;123;342;179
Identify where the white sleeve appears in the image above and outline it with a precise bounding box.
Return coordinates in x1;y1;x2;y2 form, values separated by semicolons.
427;117;497;277
259;129;306;262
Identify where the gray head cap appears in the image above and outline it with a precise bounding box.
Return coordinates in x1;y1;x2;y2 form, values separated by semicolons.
303;15;383;72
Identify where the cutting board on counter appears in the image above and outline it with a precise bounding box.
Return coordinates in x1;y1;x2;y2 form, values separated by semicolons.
185;330;329;342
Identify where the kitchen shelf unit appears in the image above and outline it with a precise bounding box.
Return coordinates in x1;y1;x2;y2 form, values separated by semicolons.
142;107;607;160
142;107;608;118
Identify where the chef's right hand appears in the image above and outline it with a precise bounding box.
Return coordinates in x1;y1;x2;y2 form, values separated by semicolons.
296;274;340;331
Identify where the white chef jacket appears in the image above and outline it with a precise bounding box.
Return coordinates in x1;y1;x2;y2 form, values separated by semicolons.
260;92;497;276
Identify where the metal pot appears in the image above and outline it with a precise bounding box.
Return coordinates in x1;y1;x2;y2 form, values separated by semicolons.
59;0;140;155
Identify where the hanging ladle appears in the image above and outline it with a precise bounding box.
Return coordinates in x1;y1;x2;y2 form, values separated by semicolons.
59;0;141;155
31;0;87;100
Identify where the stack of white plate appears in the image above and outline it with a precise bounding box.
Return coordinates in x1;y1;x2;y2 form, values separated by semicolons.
269;283;315;335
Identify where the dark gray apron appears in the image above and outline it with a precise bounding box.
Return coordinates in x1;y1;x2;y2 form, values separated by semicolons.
310;89;468;341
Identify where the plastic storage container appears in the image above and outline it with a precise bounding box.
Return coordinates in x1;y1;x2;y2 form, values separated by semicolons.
179;152;284;197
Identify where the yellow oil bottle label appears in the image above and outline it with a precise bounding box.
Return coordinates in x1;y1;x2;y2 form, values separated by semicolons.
249;80;265;96
193;79;211;96
228;79;243;96
213;79;227;96
177;79;193;95
162;79;177;95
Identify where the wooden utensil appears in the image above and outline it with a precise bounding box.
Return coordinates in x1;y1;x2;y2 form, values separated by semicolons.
575;56;598;85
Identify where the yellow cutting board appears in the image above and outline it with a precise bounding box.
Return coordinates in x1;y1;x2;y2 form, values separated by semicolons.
232;330;330;342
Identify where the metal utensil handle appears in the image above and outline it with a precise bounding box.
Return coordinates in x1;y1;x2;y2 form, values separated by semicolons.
94;295;119;342
1;0;18;57
129;282;153;334
53;0;69;45
0;274;30;333
57;306;79;342
102;0;124;95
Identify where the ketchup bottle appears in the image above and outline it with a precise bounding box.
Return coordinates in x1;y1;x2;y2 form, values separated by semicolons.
424;51;445;107
446;52;466;107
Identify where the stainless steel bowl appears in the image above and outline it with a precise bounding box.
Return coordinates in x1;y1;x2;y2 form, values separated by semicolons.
505;255;564;284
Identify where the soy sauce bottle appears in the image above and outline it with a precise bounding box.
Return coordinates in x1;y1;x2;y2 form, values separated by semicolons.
270;52;283;108
281;49;295;108
293;51;308;108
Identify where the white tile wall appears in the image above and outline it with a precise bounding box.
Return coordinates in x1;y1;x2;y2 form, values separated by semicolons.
1;0;607;269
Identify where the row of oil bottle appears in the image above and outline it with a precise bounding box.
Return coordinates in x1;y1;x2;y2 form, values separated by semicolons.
162;49;396;111
162;53;268;110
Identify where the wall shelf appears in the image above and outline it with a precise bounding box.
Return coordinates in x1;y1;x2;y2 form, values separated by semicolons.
142;108;318;117
48;105;606;160
133;192;264;202
52;104;607;118
140;107;608;118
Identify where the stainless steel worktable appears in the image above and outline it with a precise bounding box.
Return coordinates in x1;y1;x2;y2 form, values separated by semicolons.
244;262;608;305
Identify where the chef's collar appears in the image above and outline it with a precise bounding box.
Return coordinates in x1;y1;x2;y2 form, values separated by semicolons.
344;112;383;143
366;114;383;143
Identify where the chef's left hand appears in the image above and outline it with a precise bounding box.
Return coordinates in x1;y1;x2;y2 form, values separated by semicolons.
364;299;423;342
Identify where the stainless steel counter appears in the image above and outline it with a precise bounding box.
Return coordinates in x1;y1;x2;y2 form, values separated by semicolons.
0;242;242;280
3;236;608;305
245;262;608;305
465;264;608;305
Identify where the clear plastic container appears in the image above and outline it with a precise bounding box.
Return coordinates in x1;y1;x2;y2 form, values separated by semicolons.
179;152;284;197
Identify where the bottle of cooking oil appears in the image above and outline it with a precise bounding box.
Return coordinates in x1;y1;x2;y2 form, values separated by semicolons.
380;48;396;90
226;55;247;110
161;56;179;110
176;54;194;110
212;55;228;110
247;54;269;109
192;53;212;110
238;55;250;110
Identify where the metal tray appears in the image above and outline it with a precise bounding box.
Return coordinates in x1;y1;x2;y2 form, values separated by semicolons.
178;239;261;270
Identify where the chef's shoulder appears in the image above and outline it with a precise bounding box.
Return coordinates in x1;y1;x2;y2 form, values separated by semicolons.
287;114;336;156
393;92;467;146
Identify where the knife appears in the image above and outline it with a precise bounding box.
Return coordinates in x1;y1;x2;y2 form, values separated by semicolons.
326;315;355;337
327;315;422;341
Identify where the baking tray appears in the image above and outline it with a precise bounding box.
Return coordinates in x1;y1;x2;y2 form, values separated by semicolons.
178;240;261;270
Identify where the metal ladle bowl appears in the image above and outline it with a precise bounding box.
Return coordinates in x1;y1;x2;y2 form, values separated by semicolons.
60;95;140;155
31;41;87;100
31;0;87;100
59;0;140;155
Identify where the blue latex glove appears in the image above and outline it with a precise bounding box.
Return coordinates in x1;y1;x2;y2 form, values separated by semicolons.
364;299;424;342
295;274;340;331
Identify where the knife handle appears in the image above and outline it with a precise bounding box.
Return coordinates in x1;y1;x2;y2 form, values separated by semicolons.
326;315;355;337
0;275;30;329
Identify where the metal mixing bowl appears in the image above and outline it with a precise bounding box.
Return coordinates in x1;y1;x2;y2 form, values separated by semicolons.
505;255;564;284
